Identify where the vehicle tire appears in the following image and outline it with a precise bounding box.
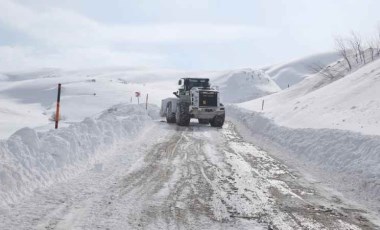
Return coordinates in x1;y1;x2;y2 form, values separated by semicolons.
176;102;190;126
198;119;209;124
210;114;225;127
166;103;176;123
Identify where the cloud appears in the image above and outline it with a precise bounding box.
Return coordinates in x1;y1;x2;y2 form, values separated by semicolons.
0;0;279;71
0;0;277;46
0;45;167;72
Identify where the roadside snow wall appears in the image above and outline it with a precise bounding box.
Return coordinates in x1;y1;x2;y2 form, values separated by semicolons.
0;104;159;206
228;106;380;212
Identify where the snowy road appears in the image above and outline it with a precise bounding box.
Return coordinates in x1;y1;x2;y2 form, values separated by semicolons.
0;121;377;229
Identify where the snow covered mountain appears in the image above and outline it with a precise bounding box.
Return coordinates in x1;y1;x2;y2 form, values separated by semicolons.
264;52;340;89
213;68;281;103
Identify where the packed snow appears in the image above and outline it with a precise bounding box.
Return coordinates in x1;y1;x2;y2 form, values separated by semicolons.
1;121;376;229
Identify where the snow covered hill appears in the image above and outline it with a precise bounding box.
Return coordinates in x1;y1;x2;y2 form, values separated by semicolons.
264;52;340;89
213;68;281;103
240;58;380;136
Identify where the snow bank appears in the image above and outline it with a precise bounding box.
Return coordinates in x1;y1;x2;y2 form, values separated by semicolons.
228;107;380;212
213;68;280;103
264;52;340;89
0;104;159;206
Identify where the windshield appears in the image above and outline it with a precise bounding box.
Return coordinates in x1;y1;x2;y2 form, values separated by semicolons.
186;79;210;90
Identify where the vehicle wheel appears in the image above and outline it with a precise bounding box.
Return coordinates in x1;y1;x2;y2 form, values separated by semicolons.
166;103;176;123
176;102;190;126
198;119;209;124
210;114;225;127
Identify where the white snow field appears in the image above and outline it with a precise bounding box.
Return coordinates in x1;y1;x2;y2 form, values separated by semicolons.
1;53;380;228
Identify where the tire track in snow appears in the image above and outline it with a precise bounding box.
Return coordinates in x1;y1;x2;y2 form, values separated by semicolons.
0;121;378;229
92;121;377;229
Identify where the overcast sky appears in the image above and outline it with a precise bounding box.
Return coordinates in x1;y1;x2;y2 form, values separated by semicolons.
0;0;379;72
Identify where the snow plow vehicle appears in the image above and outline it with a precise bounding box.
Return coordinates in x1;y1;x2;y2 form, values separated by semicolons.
160;78;225;127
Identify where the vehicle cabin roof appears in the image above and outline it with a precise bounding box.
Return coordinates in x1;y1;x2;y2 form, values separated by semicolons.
181;78;209;81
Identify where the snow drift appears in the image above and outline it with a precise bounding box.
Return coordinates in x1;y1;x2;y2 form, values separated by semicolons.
213;68;280;103
228;107;380;212
240;58;380;136
264;52;340;89
0;104;159;206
